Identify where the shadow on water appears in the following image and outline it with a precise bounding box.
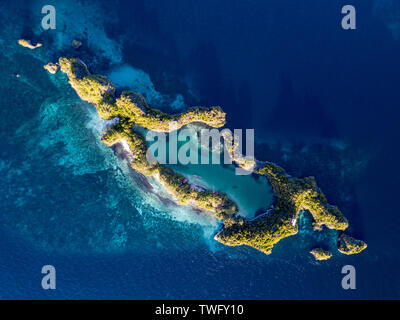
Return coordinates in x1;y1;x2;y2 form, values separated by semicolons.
266;76;338;139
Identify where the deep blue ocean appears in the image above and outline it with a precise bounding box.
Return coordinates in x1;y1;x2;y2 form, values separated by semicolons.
0;0;399;299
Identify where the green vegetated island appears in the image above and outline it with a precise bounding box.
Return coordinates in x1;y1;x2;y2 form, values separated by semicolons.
45;57;367;260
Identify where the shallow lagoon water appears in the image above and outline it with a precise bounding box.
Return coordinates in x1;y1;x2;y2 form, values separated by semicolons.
160;132;274;217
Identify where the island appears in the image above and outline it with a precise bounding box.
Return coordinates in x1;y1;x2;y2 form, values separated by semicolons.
18;39;42;49
310;248;333;261
337;234;367;255
56;56;367;257
44;62;59;74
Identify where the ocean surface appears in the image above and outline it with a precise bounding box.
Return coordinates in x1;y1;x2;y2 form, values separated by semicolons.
0;0;399;299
